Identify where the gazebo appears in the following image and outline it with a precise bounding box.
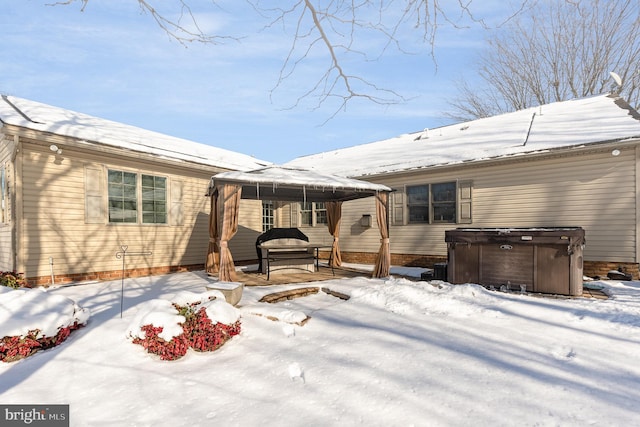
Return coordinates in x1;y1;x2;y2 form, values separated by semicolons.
205;166;392;282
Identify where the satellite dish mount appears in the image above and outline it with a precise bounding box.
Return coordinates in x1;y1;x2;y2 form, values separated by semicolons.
609;71;623;94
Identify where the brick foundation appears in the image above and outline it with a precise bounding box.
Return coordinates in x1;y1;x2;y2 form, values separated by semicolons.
28;264;204;287
390;254;448;268
26;256;640;287
341;251;639;280
339;251;447;268
583;261;639;280
337;252;377;265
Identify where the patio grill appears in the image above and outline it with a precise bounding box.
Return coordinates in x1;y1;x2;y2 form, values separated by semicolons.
255;228;309;271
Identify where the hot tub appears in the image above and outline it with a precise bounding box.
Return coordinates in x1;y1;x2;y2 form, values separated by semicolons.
445;227;585;296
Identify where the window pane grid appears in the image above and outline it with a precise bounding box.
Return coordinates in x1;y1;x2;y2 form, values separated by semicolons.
407;185;429;223
406;182;457;224
300;202;327;226
315;202;327;225
108;170;137;223
300;202;312;226
432;182;456;223
262;201;274;232
108;170;167;224
141;174;167;224
1;167;6;223
301;211;312;226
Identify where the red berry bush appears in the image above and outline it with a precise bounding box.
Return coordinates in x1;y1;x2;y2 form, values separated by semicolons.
132;324;191;361
129;296;241;361
0;287;89;363
0;323;85;363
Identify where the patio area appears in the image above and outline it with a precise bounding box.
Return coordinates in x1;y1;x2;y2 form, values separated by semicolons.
235;263;368;286
229;263;609;300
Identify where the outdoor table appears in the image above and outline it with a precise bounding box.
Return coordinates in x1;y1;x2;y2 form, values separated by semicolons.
259;243;333;280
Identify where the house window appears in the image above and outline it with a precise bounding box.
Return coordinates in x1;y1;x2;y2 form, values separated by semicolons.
0;166;6;224
108;170;137;223
407;185;429;223
432;182;456;223
315;202;327;225
300;202;312;226
262;200;274;232
300;202;327;226
407;182;457;224
141;174;167;224
108;169;167;224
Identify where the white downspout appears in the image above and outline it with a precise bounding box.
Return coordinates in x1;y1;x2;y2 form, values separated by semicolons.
49;257;55;285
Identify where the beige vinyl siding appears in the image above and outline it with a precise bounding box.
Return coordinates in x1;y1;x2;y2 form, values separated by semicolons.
335;198;385;251
169;180;184;226
19;143;205;277
229;198;263;261
295;221;332;245
470;151;635;262
359;148;636;263
292;198;382;248
16;141;262;278
275;201;292;228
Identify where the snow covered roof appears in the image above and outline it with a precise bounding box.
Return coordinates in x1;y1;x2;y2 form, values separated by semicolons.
210;165;391;202
285;94;640;177
0;95;270;171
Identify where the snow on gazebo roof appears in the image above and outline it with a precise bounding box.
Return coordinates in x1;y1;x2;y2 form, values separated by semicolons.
210;165;391;202
285;94;640;178
0;95;270;171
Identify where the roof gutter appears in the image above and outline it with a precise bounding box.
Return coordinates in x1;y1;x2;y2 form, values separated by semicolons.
352;136;640;181
2;124;238;174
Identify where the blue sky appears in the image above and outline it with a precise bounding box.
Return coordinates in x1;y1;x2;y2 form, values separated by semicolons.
0;1;516;164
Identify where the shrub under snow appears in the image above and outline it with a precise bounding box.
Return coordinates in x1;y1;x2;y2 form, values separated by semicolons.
0;286;90;363
126;290;241;361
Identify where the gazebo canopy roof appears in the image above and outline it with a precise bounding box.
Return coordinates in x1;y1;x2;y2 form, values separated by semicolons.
209;166;391;202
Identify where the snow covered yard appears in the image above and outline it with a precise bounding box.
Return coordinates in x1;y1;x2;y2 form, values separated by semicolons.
1;268;640;426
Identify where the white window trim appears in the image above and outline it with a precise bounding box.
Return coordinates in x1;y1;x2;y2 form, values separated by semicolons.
106;168;169;225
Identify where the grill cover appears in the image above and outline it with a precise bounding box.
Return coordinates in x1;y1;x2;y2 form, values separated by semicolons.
256;228;309;270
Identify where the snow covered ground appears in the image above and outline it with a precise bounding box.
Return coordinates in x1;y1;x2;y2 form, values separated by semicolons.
1;266;640;426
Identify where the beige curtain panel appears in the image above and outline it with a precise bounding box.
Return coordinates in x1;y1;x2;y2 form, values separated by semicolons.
205;194;219;275
206;184;242;282
326;201;343;267
372;192;390;278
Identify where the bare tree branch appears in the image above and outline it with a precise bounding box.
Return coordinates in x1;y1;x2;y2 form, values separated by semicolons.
257;0;532;118
48;0;237;45
268;1;407;120
449;0;640;120
49;1;536;119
